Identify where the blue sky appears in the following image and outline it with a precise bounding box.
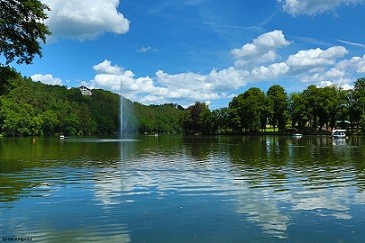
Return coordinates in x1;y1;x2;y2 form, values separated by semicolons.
12;0;365;109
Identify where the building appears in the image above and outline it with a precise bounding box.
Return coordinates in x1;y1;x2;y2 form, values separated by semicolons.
80;86;92;96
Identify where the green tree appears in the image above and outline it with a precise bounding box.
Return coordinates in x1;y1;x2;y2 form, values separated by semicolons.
0;66;18;95
351;78;365;131
266;85;288;132
336;89;350;129
316;87;337;130
0;0;51;65
214;107;230;133
228;108;242;133
183;102;212;134
0;97;43;136
229;87;266;132
302;85;320;130
40;110;59;135
201;108;218;135
289;92;308;131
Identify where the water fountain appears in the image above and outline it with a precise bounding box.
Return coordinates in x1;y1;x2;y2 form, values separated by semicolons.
120;94;137;140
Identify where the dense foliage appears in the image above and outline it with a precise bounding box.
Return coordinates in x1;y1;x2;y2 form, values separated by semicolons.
2;67;365;137
0;68;184;136
0;0;51;65
183;78;365;135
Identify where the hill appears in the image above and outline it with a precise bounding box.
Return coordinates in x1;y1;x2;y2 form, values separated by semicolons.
0;67;184;137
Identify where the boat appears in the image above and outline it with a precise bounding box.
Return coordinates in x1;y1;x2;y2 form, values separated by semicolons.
292;133;303;138
331;129;347;139
60;135;65;139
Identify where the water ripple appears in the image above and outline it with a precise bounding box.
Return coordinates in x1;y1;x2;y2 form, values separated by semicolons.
2;136;365;241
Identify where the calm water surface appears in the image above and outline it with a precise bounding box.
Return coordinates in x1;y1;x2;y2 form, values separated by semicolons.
1;135;365;242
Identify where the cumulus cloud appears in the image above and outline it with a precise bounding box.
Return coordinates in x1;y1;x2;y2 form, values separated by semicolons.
298;67;353;89
156;68;248;96
33;30;365;106
88;60;244;105
336;54;365;73
42;0;130;40
93;59;123;74
231;30;291;67
286;46;348;71
31;74;63;86
278;0;363;16
92;60;159;94
251;62;290;81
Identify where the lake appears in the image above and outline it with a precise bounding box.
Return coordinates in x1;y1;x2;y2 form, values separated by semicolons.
1;135;365;242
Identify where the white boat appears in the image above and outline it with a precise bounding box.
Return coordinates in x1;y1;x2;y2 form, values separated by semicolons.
292;133;303;138
331;129;346;139
60;135;65;139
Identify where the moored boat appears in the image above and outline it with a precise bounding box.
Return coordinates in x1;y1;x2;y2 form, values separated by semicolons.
331;129;346;139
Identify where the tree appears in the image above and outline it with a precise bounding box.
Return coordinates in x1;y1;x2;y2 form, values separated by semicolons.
302;85;320;130
182;102;213;134
201;108;218;135
266;85;289;132
0;0;51;65
214;108;230;133
351;78;365;131
289;92;308;131
229;87;266;132
0;66;19;95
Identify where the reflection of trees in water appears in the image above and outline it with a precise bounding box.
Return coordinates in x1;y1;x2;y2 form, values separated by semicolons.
182;136;219;161
227;135;365;237
2;136;365;240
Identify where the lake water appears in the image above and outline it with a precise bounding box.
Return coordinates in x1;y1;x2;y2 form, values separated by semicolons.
1;135;365;242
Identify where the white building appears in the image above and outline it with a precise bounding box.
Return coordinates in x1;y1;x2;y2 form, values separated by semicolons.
80;86;92;96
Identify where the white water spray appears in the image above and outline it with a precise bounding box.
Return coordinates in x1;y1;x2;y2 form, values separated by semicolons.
120;95;124;139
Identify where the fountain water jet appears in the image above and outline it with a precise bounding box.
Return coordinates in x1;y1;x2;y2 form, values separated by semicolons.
120;94;137;140
120;94;138;162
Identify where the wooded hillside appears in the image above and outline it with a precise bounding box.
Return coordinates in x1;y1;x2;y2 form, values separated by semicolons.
1;67;365;137
0;67;184;136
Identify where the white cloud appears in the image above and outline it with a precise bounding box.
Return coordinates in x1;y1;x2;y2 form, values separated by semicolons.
251;62;290;81
286;46;348;70
336;54;365;73
231;30;291;67
138;47;152;53
92;61;159;94
138;46;157;53
298;68;353;89
278;0;363;16
93;59;123;74
31;74;63;86
42;0;130;40
32;30;365;107
87;60;247;105
337;39;365;49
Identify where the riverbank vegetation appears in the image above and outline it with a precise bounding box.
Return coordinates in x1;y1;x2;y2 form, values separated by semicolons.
1;67;365;137
0;67;184;136
183;78;365;135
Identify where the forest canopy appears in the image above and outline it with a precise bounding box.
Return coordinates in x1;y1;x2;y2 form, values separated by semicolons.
0;0;51;65
1;67;365;137
0;67;184;136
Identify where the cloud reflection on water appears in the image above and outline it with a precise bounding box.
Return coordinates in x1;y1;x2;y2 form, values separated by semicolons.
89;136;365;239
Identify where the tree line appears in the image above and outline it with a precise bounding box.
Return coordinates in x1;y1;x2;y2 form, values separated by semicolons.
2;67;365;137
183;78;365;135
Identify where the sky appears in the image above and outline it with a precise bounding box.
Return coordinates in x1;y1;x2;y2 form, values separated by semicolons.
12;0;365;109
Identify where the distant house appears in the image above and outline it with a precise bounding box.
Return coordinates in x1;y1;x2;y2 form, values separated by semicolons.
80;86;92;96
